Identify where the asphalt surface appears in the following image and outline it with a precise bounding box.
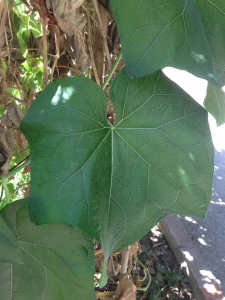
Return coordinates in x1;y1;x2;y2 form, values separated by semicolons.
180;123;225;291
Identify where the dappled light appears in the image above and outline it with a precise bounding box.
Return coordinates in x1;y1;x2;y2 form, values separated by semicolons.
184;216;197;224
192;52;207;63
180;261;189;276
200;270;218;283
198;237;208;246
51;85;76;106
202;283;224;296
182;251;193;262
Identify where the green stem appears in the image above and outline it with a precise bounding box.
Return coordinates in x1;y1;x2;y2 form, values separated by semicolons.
102;51;122;90
0;157;31;204
152;285;167;300
0;185;3;202
2;177;10;204
2;158;31;180
0;157;30;204
136;259;152;291
9;155;30;173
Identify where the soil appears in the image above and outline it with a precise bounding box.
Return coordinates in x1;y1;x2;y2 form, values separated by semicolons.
95;224;195;300
136;225;195;300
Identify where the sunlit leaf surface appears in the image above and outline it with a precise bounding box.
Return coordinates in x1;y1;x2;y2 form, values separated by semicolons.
20;73;214;266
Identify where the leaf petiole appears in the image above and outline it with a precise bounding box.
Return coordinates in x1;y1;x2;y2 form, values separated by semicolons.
2;177;10;204
2;157;31;180
136;259;152;291
0;157;31;204
101;51;122;90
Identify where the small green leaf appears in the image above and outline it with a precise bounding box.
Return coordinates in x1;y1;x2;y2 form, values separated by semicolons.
0;216;23;264
0;199;95;299
7;182;14;193
20;72;214;267
12;12;21;32
0;107;4;117
204;83;225;126
110;0;225;86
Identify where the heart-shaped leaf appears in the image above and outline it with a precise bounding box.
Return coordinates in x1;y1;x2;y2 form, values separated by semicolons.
0;216;23;264
204;83;225;126
110;0;225;86
0;199;95;299
20;71;214;269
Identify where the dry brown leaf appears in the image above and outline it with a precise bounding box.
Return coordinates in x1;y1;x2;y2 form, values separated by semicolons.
1;101;24;128
114;275;136;300
0;102;25;174
24;182;30;198
145;258;153;267
15;130;27;150
129;241;140;256
0;1;24;63
156;271;164;283
95;252;104;273
149;266;156;275
50;0;85;29
30;0;58;26
134;275;142;288
28;32;43;58
72;29;91;72
48;0;91;72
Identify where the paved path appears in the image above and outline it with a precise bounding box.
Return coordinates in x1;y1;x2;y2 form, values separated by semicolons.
180;148;225;290
180;123;225;290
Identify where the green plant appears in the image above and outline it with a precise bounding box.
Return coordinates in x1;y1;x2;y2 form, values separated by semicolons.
1;0;225;298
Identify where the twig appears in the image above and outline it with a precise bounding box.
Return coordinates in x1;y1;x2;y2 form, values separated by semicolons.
5;0;13;44
153;242;164;248
42;17;48;87
120;246;130;274
92;0;112;71
50;30;60;82
82;5;112;44
97;291;115;299
85;3;101;86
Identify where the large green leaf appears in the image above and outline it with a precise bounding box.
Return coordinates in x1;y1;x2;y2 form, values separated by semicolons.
0;216;23;265
20;73;214;274
204;83;225;126
110;0;225;86
0;199;95;300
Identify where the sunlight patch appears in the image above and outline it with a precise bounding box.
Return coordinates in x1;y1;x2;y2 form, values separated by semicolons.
182;251;193;262
51;86;62;106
